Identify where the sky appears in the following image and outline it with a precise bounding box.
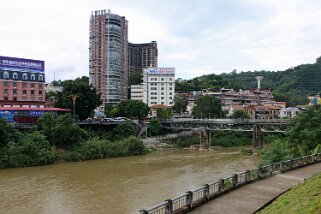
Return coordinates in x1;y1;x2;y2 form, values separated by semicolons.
1;0;321;82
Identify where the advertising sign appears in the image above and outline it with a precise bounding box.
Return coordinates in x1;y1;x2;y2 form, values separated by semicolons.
146;67;175;75
0;56;44;73
313;98;321;105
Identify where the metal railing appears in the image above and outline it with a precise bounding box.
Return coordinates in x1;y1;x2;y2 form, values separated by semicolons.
139;152;321;214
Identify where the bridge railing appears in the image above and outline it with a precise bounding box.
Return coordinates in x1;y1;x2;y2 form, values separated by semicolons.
139;152;321;214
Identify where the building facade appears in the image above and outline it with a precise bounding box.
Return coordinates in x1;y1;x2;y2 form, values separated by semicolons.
130;84;144;100
0;56;46;108
89;10;128;111
143;67;175;106
128;41;158;74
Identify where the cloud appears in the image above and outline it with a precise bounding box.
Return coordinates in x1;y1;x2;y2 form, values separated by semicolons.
1;0;321;82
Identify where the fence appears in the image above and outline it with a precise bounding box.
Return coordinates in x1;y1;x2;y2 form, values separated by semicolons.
139;152;321;214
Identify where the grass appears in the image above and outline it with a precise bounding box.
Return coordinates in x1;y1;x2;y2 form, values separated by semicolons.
258;173;321;214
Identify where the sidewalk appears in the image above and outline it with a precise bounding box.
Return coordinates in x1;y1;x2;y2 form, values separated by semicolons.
191;162;321;214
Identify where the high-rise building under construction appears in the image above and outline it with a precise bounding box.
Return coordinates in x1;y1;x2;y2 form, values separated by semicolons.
89;10;128;111
128;41;158;74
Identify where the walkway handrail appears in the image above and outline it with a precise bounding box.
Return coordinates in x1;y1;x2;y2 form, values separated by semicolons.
139;152;321;214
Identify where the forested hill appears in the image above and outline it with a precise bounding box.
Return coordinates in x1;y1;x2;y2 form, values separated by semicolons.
176;56;321;106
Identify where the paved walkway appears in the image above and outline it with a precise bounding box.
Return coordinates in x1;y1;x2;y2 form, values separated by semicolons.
192;162;321;214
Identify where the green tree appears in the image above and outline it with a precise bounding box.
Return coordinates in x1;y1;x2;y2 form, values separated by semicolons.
149;118;163;135
173;94;188;114
39;113;88;146
112;100;149;118
287;105;321;156
229;110;249;119
259;139;292;166
129;72;143;86
0;118;9;146
192;95;223;118
112;121;137;140
55;76;101;120
156;108;173;119
104;104;114;118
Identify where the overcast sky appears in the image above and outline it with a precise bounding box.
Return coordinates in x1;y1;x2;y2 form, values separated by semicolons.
1;0;321;82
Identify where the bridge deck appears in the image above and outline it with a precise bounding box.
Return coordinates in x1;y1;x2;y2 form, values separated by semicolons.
191;162;321;214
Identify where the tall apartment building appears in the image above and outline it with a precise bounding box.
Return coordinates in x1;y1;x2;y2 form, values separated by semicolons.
143;67;175;106
0;56;46;108
128;41;158;74
89;10;128;111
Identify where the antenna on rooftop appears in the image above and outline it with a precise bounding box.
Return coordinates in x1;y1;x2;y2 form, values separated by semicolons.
255;76;264;89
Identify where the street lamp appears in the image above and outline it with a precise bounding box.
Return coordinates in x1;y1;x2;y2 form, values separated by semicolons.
69;94;79;121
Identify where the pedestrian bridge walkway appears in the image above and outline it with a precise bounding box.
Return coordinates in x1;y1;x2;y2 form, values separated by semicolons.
139;153;321;214
191;162;321;214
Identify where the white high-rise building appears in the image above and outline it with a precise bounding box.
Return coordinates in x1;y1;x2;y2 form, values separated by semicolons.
142;67;175;106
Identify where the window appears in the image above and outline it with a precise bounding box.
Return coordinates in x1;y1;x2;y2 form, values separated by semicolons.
4;97;8;101
13;82;17;87
31;90;34;95
22;82;27;88
13;97;17;101
13;73;18;79
161;92;164;95
169;92;172;95
151;92;157;95
161;87;164;90
4;89;8;94
23;90;27;95
169;87;173;90
31;74;35;80
169;97;173;99
13;89;17;95
39;91;43;95
31;83;35;88
169;78;172;81
161;78;164;81
3;71;9;79
38;75;43;81
151;87;157;90
22;73;28;80
161;97;164;99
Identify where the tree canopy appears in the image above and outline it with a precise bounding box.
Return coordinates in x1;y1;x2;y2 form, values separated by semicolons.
54;76;101;120
111;100;150;118
192;95;223;118
287;105;321;155
173;94;188;114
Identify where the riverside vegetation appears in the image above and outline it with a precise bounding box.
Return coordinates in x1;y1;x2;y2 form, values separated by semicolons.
0;113;147;169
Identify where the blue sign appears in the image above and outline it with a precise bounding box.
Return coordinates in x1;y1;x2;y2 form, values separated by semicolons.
0;56;44;73
0;110;14;122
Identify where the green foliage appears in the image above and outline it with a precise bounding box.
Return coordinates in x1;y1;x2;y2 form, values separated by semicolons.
149;118;164;135
173;94;188;114
112;121;137;141
287;105;321;156
0;132;56;168
66;137;147;161
54;76;101;120
129;72;143;85
258;173;321;214
259;139;292;166
39;113;89;146
168;135;200;148
192;95;223;118
104;104;114;118
229;110;249;119
156;108;173;119
176;56;321;106
212;131;252;147
0;118;9;146
112;100;150;118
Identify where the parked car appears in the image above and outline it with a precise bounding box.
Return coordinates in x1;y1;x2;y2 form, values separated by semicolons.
102;118;113;122
114;117;128;121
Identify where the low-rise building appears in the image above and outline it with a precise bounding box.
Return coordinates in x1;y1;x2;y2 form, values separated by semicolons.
130;84;144;101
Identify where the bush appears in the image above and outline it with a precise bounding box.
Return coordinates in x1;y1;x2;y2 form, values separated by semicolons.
211;132;252;147
0;132;57;168
259;139;292;167
66;137;147;161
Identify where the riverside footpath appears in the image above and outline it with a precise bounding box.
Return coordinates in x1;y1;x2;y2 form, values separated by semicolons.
192;162;321;214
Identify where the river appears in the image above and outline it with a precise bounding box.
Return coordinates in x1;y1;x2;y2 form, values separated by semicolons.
0;148;258;214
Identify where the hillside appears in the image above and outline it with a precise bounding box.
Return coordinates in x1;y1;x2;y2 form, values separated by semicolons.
176;57;321;106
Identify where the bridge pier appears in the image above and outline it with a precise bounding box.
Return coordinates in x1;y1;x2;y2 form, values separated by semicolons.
200;127;211;150
252;125;264;149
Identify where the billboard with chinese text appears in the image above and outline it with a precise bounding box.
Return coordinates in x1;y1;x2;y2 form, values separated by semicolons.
146;67;175;75
0;56;44;73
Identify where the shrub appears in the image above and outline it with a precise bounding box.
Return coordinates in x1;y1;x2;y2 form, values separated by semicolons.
0;132;56;168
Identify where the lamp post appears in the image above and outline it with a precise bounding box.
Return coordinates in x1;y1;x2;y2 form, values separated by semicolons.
69;94;79;121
